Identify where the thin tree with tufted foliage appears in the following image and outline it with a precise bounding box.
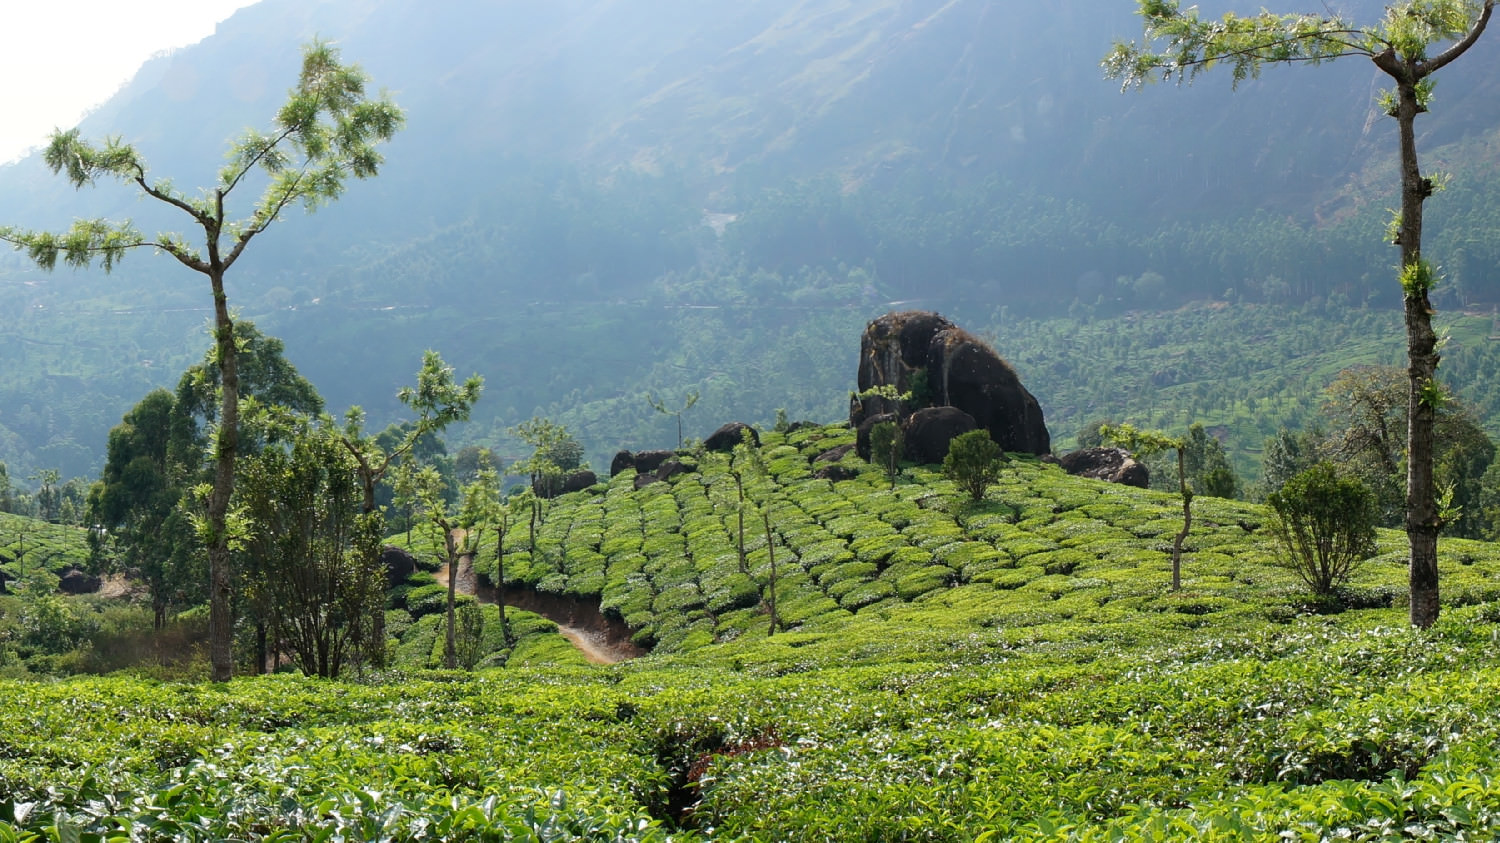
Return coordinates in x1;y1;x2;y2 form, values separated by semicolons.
1102;423;1190;591
0;40;404;680
1105;0;1496;627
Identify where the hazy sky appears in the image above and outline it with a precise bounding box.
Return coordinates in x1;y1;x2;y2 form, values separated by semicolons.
0;0;259;164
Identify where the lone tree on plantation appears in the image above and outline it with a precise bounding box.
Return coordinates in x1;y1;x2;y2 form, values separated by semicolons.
0;40;404;679
1104;0;1495;627
1102;423;1191;592
339;350;482;668
870;420;904;489
944;430;1006;503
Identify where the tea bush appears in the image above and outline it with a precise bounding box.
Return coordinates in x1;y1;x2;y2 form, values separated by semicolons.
12;424;1500;838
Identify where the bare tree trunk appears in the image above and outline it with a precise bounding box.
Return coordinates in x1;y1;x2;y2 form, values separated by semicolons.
1394;79;1442;628
355;477;388;670
496;528;511;646
444;531;458;669
529;501;538;556
736;474;747;573
763;511;778;636
207;271;238;683
1171;447;1191;592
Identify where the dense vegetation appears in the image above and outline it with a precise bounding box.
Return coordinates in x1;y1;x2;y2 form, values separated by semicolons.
3;0;1500;835
12;300;1500;517
4;425;1500;837
2;0;1500;484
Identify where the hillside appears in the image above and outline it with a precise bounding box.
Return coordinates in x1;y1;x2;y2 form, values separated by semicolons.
0;511;90;584
3;0;1500;482
6;425;1500;837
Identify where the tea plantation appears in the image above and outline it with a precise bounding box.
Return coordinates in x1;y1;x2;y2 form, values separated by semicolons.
6;424;1500;840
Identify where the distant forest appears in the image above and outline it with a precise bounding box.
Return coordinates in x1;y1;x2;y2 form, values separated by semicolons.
5;156;1500;490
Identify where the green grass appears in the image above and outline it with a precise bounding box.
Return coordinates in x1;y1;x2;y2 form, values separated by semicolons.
9;424;1500;839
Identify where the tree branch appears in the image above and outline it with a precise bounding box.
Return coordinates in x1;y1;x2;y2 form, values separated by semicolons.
221;124;300;198
221;166;317;270
132;175;215;229
1423;0;1494;76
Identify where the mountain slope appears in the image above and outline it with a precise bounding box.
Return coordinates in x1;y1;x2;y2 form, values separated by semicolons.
3;0;1500;481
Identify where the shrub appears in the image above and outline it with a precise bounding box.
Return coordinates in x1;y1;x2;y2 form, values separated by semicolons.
944;430;1005;502
404;584;449;619
1266;463;1378;596
869;421;903;486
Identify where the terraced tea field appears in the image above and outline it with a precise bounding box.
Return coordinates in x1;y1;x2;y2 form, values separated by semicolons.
7;424;1500;840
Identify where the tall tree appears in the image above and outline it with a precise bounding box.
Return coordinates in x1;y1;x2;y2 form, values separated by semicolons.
339;351;482;668
1105;0;1496;626
408;463;495;669
28;470;60;524
1321;365;1494;535
647;388;700;448
1182;423;1238;500
0;41;404;678
1260;427;1324;499
0;462;12;513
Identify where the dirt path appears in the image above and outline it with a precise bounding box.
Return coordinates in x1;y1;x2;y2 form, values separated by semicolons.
554;621;633;664
98;573;134;599
435;555;640;665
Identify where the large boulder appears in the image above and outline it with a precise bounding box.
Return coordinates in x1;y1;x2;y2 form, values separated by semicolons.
704;422;759;453
1058;447;1150;488
58;567;101;595
852;311;1050;455
381;545;418;586
855;412;899;461
903;406;978;465
560;469;598;494
813;443;855;464
634;458;691;489
813;464;859;482
610;449;675;477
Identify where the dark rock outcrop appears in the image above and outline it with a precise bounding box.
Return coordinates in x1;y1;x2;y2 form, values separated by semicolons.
633;458;690;489
560;469;598;494
813;443;855;464
59;567;101;595
813;464;859;482
381;545;418;586
656;459;689;482
852;311;1050;455
611;449;675;477
704;422;759;453
855;412;899;461
609;450;635;477
1059;447;1150;488
903;406;979;465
